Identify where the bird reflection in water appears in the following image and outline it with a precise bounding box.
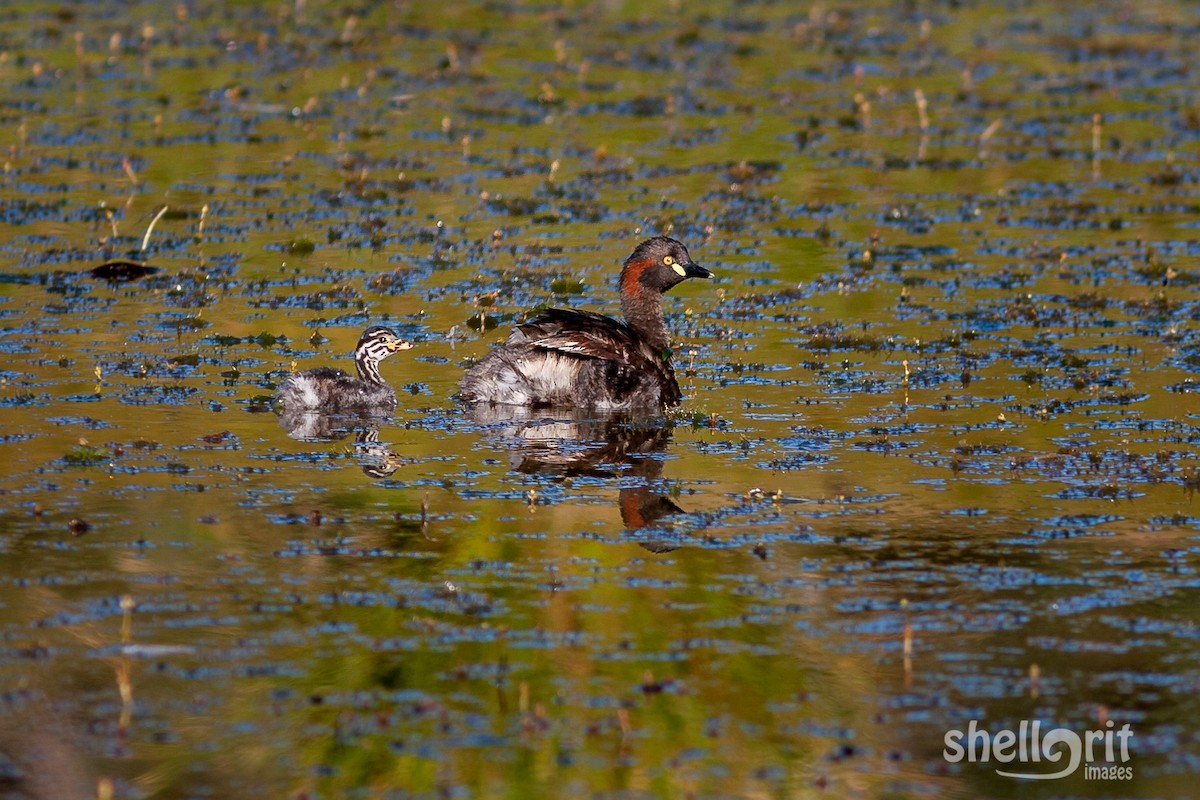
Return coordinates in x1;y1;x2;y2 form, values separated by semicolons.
467;405;685;552
276;408;403;479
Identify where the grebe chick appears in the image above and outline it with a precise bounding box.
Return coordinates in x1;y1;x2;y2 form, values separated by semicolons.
274;326;413;414
458;236;712;411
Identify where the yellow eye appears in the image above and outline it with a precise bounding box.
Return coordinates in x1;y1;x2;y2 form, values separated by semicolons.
663;255;675;266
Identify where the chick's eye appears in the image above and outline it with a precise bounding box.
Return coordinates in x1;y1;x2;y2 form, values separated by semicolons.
663;255;675;265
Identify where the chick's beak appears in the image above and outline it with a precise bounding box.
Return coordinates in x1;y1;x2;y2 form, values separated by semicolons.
683;261;714;280
389;339;414;352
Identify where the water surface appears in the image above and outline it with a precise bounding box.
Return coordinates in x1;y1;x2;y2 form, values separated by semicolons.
1;2;1198;798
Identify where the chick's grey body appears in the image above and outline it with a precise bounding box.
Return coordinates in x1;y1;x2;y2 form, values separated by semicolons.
458;237;712;411
274;326;412;414
275;366;399;413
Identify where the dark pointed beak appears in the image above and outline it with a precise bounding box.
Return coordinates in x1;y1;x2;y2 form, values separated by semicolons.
683;261;713;279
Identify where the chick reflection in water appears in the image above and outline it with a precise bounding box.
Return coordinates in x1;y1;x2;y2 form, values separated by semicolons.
467;405;685;552
274;415;405;480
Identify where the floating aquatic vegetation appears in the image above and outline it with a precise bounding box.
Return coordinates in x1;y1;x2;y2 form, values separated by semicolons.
61;440;108;466
87;260;161;281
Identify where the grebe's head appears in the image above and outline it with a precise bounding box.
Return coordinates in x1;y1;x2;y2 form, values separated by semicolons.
356;326;414;363
618;236;712;297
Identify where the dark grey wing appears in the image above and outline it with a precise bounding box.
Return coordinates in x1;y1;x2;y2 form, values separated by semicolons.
517;309;682;405
516;309;642;360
